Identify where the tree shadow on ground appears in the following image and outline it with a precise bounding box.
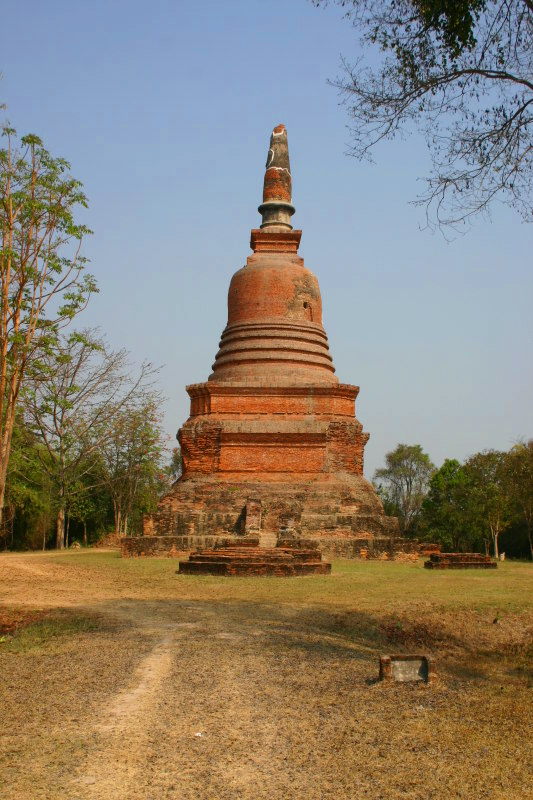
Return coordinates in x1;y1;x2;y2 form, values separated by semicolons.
38;594;526;686
5;592;529;686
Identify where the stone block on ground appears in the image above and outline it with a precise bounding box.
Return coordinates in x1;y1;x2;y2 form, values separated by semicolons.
379;655;434;683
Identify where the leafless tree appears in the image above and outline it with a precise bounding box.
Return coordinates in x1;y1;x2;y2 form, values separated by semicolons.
313;0;532;229
97;400;166;536
24;329;158;548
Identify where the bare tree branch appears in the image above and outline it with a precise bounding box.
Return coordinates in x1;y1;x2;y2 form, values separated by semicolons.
313;0;532;229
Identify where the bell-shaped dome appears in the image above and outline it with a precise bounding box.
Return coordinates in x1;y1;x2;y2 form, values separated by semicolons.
209;125;338;386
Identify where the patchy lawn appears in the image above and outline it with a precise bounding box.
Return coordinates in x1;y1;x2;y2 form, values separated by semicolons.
1;550;532;800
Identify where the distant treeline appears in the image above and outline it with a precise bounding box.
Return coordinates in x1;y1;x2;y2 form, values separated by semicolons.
1;128;531;556
0;128;182;551
1;329;182;551
373;443;533;559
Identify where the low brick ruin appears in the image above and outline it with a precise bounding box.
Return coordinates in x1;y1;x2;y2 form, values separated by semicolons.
178;542;331;577
121;535;237;558
120;531;431;561
424;553;497;569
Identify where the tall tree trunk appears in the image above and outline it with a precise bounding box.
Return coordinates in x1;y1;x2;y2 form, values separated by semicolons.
492;524;500;559
83;520;87;547
65;514;70;548
0;403;18;530
0;439;12;529
113;501;121;536
56;505;65;550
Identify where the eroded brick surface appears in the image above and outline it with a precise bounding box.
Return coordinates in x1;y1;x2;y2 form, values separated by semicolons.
178;546;331;577
123;125;399;559
121;535;241;558
424;553;497;569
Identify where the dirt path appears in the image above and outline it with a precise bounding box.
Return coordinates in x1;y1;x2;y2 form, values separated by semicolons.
68;601;333;800
1;551;532;800
73;629;178;799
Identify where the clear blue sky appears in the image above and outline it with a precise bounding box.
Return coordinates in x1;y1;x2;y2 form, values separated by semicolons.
2;0;532;476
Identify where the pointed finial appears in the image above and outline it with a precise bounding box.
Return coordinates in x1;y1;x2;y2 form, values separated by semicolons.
258;124;295;230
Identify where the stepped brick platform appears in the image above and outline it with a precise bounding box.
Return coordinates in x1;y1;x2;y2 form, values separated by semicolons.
135;480;398;560
121;532;418;560
178;544;331;577
424;553;497;569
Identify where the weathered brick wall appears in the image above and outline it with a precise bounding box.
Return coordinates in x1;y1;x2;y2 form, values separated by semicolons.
179;420;222;474
425;552;497;569
187;383;358;418
141;476;398;541
178;544;331;577
219;439;326;473
326;421;369;475
123;532;418;560
179;412;373;480
195;388;356;417
121;535;241;557
278;536;404;559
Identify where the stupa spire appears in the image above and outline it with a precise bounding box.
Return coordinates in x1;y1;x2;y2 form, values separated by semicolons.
258;124;295;230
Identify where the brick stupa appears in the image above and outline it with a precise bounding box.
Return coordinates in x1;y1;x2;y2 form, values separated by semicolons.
122;125;398;559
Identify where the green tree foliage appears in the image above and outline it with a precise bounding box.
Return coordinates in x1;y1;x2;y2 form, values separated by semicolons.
4;393;167;550
373;443;435;533
67;488;103;547
0;127;96;527
420;449;520;556
419;458;481;550
312;0;532;228
167;447;183;482
2;416;53;550
463;449;511;557
24;329;158;548
96;400;167;536
503;440;533;558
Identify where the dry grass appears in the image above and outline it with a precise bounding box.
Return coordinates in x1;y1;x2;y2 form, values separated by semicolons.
0;550;532;800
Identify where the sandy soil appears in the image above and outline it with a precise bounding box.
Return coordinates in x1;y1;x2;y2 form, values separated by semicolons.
0;551;531;800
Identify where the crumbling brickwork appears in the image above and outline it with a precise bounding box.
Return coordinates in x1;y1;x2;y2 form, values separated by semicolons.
122;124;399;558
178;421;222;474
178;545;331;577
425;553;497;569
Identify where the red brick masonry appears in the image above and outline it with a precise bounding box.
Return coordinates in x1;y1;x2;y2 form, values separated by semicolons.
424;553;497;569
122;126;399;558
178;545;331;577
